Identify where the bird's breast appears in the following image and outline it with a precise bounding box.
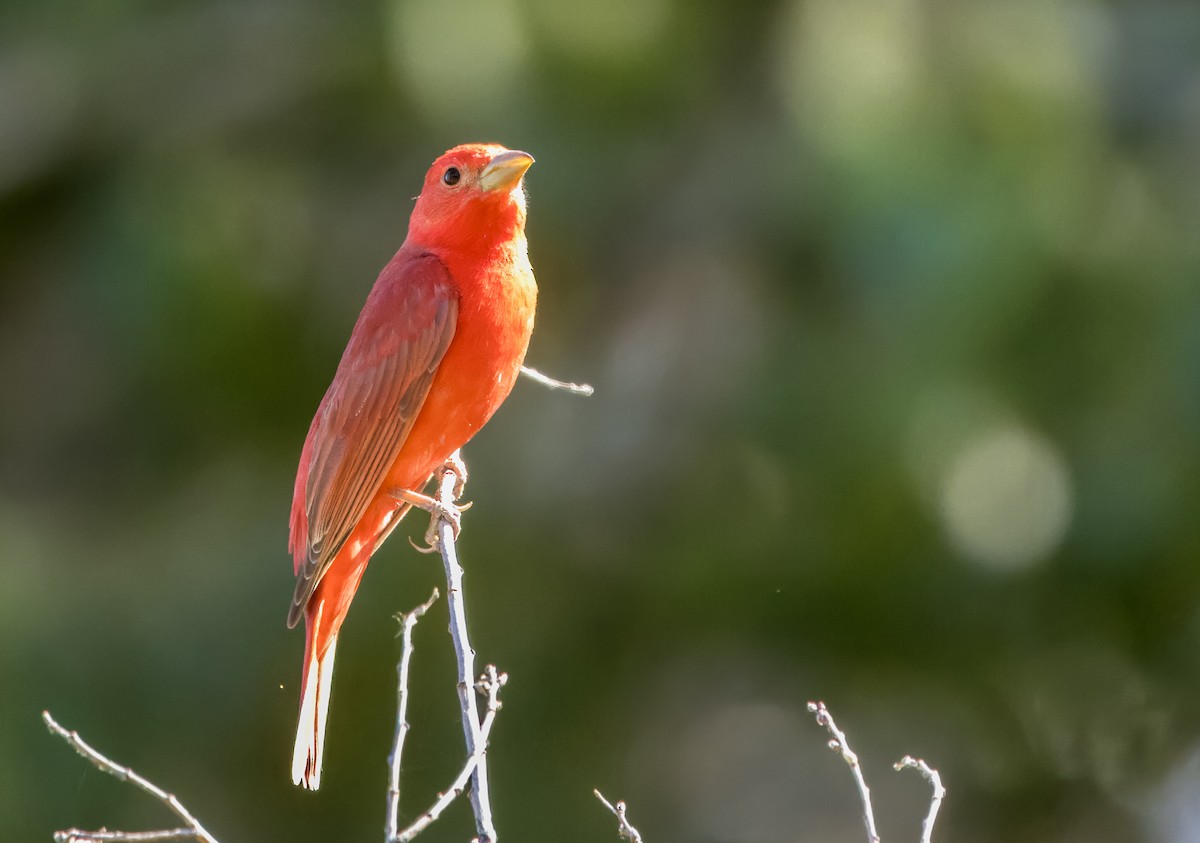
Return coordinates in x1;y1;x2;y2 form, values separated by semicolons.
382;246;536;491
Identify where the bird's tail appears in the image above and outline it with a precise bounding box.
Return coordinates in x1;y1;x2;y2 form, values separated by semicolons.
292;605;338;790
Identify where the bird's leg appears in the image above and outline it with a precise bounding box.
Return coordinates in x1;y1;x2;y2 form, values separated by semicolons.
391;453;471;553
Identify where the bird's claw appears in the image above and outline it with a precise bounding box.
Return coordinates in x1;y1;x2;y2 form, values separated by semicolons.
409;497;463;553
407;535;440;554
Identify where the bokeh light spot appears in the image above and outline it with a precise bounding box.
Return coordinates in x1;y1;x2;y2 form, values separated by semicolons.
938;425;1073;571
774;0;926;152
386;0;529;124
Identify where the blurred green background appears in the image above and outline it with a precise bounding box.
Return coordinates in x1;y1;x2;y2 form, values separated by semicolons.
4;0;1200;840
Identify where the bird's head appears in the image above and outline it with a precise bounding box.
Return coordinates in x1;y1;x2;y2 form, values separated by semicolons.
408;143;534;251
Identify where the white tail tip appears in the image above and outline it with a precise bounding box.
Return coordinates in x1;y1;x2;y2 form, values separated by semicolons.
291;634;337;790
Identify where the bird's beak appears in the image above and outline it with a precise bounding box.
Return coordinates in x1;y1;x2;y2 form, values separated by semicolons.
479;150;534;192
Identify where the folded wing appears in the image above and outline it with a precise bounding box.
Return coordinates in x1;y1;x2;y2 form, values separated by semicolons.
288;252;458;627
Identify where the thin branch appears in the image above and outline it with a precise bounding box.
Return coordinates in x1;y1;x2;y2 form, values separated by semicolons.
385;588;441;841
433;452;497;842
894;756;945;843
393;666;507;843
53;831;197;842
806;701;880;843
593;790;643;843
42;711;219;843
519;365;594;396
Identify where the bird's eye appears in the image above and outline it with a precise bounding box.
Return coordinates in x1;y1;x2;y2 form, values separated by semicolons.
442;167;461;186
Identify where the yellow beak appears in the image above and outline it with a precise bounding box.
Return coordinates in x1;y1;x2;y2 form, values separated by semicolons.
480;150;534;192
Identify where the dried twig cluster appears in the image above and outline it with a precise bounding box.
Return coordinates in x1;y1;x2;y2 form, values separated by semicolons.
591;703;946;843
41;709;218;843
807;701;946;843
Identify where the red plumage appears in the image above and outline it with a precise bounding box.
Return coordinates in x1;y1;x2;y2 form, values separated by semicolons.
287;144;537;789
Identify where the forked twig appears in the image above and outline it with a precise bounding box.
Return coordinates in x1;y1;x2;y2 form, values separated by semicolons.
42;711;220;843
392;666;507;842
427;455;498;842
808;701;947;843
594;790;643;843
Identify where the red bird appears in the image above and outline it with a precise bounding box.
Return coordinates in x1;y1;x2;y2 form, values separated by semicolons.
287;144;537;789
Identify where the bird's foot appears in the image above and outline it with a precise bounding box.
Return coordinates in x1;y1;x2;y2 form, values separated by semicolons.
394;489;464;553
392;452;470;553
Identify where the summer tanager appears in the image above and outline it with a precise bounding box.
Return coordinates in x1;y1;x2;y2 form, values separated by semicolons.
287;143;537;789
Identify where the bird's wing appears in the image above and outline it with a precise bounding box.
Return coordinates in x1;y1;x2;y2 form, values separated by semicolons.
288;252;457;627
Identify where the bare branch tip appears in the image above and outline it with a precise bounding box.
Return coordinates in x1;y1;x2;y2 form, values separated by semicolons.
594;789;643;843
414;587;441;616
519;365;594;397
43;710;65;735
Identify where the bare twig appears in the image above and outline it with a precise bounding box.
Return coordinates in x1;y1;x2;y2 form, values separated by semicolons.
385;589;441;841
42;711;219;843
433;452;497;843
894;756;945;843
52;833;198;842
520;365;594;396
393;666;507;842
807;702;880;843
594;790;643;843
